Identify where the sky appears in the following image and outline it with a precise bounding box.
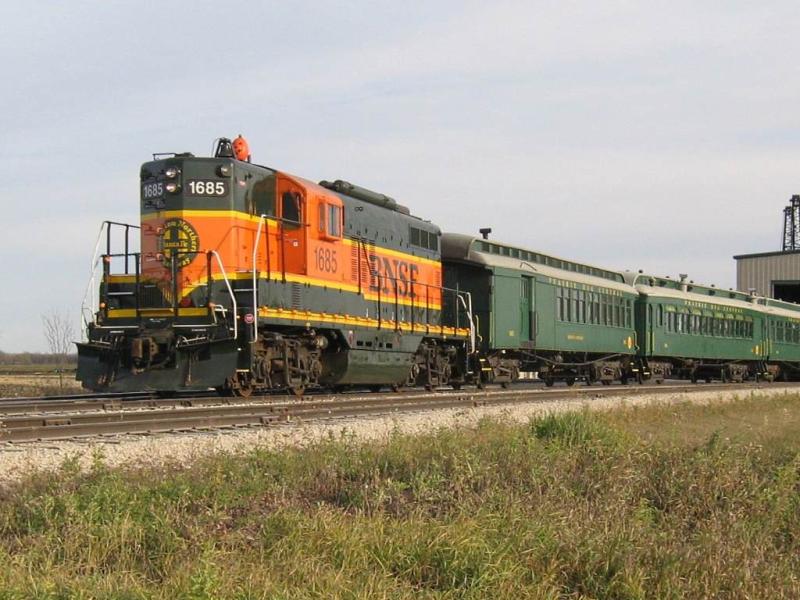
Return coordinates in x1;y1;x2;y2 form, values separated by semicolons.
1;1;798;351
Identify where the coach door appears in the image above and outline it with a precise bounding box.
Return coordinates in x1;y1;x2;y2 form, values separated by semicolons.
520;276;535;345
277;178;307;276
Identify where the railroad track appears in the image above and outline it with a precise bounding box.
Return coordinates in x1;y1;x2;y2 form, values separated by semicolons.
0;381;796;444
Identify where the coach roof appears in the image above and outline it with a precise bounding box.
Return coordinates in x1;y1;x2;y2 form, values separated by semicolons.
441;233;636;294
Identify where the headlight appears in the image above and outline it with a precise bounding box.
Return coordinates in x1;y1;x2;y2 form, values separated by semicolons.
165;182;179;193
165;167;178;179
217;164;231;177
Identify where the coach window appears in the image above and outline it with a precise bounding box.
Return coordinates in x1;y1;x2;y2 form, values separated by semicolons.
658;305;664;327
556;287;563;320
594;293;601;324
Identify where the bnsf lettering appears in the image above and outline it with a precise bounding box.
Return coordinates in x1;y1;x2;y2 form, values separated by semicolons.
368;255;422;297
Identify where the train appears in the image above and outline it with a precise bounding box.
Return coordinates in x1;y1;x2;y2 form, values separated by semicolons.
76;136;800;394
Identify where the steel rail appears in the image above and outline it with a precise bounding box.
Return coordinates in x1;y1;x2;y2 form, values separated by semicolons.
1;380;793;416
0;381;795;444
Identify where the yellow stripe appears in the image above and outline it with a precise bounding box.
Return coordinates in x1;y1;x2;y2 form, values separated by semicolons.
104;307;469;338
106;308;209;318
141;210;276;226
258;306;470;338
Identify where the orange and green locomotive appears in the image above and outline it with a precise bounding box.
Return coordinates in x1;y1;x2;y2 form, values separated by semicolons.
77;137;473;395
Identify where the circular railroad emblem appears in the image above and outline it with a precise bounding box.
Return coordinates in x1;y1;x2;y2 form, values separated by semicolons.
159;218;200;268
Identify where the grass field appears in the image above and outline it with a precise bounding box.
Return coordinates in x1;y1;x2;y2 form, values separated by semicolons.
0;393;798;598
0;362;80;397
0;373;81;398
0;365;75;375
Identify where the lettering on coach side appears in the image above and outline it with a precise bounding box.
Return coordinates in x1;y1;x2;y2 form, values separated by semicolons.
368;254;422;297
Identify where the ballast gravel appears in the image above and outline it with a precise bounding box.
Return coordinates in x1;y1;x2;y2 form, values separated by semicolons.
0;386;795;483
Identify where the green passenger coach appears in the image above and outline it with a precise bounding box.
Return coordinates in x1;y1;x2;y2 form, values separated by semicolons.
626;272;800;382
442;233;639;386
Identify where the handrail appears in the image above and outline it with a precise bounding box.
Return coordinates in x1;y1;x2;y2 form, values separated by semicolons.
252;214;269;342
80;220;141;338
457;291;476;353
210;250;238;340
80;222;107;335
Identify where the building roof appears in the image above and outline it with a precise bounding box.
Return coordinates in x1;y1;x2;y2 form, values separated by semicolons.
733;249;800;260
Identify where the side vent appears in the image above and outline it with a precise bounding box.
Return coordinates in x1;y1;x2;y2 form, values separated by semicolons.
350;243;359;285
291;283;302;309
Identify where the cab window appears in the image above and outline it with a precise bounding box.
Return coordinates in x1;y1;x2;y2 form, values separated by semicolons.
251;175;276;216
318;200;343;240
281;191;301;228
328;204;341;237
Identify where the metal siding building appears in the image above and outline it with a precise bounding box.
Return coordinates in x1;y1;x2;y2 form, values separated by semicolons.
734;250;800;303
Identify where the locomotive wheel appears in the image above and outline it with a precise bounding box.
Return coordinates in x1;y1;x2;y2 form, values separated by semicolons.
601;380;611;386
565;377;575;387
544;378;555;387
289;385;305;398
233;385;253;398
215;379;253;398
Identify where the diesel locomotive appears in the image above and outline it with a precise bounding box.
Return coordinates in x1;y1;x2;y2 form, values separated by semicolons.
77;136;800;393
77;137;473;396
